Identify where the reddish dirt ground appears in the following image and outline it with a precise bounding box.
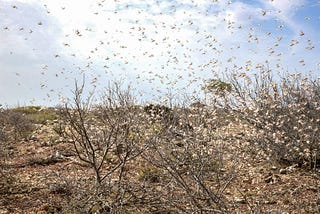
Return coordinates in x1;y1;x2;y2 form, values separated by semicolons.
1;123;319;213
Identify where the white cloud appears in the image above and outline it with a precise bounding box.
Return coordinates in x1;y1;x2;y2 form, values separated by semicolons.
263;0;305;15
0;0;318;106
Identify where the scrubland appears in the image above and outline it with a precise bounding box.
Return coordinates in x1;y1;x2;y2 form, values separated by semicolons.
1;71;319;213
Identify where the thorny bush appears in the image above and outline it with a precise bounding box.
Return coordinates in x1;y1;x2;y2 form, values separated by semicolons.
57;81;147;213
221;69;320;169
55;80;240;213
142;99;238;213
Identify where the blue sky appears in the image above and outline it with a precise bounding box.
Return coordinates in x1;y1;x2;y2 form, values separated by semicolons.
0;0;319;106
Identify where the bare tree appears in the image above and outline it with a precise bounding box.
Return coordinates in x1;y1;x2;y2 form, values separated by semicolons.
59;80;147;212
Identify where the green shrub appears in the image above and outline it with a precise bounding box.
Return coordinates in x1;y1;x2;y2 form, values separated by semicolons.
12;106;58;124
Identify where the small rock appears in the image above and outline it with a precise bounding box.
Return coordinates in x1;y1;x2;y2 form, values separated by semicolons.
271;166;277;170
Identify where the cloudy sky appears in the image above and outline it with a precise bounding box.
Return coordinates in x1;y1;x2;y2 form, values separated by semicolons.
1;0;319;106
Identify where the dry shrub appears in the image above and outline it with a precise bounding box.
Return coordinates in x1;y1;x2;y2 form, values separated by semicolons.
142;101;238;213
144;104;174;125
0;107;34;141
225;69;320;168
56;80;239;213
57;81;149;213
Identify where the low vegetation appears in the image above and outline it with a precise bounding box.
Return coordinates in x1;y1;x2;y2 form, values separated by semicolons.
1;71;319;213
